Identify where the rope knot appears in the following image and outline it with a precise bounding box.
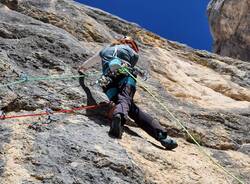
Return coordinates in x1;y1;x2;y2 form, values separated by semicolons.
45;108;53;115
45;108;58;123
20;73;29;82
0;111;6;120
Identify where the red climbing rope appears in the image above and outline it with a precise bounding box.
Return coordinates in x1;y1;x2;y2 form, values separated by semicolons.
0;103;107;121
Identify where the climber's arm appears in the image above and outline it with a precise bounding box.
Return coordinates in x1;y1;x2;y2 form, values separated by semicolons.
78;52;102;72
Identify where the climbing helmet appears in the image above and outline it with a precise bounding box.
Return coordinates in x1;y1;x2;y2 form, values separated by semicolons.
119;36;139;53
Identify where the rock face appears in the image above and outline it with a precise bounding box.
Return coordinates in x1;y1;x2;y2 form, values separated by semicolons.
207;0;250;62
0;0;249;183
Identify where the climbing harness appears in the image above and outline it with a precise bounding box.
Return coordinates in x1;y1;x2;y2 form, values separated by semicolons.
96;75;113;87
119;66;148;81
123;68;245;184
95;65;148;88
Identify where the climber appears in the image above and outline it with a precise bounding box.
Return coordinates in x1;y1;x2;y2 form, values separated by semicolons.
78;36;178;150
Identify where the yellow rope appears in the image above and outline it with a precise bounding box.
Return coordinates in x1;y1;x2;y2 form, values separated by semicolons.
124;68;245;184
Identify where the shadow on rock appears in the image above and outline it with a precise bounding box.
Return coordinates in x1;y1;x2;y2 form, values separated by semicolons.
78;72;111;127
123;126;142;138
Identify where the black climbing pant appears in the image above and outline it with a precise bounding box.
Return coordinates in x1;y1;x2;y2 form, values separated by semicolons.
103;75;167;140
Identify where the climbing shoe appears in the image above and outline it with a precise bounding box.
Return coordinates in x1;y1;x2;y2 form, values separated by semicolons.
157;131;178;150
109;114;123;139
160;137;178;150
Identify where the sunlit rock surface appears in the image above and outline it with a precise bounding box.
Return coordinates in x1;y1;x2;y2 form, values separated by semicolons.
0;0;249;183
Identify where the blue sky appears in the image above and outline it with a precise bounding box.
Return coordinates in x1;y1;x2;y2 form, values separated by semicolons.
76;0;212;51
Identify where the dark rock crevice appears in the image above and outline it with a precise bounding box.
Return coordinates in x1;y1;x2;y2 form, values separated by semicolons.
0;0;18;10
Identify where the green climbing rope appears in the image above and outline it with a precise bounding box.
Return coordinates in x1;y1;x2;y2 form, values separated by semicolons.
0;74;88;89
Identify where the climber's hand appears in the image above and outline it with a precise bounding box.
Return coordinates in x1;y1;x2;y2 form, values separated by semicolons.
78;66;87;74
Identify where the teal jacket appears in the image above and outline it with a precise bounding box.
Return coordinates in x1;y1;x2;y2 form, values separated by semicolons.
100;44;139;99
99;44;139;74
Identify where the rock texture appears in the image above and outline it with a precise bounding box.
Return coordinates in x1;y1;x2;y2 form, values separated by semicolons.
0;0;249;183
208;0;250;62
